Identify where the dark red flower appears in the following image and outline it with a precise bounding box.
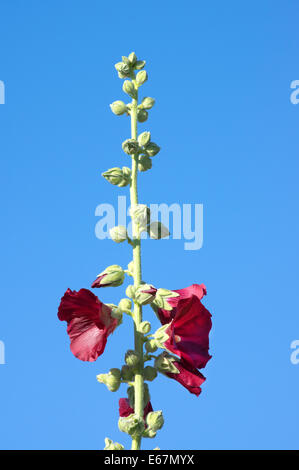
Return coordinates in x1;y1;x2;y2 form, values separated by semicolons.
157;284;212;370
119;398;153;423
166;359;206;397
58;288;118;362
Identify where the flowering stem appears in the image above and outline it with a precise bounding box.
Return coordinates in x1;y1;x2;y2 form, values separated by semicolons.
130;81;144;451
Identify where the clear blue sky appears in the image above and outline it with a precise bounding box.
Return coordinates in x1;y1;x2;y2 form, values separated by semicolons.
0;0;299;450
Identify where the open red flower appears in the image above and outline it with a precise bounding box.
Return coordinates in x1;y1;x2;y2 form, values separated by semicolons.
157;284;212;370
166;359;206;397
58;288;118;362
119;398;153;423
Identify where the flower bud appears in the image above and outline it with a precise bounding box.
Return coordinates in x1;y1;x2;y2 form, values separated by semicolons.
92;264;125;288
104;438;124;450
137;108;148;122
118;414;145;437
135;284;157;305
136;70;148;86
146;411;164;432
128;52;137;65
115;62;131;78
138;131;151;147
154;352;180;375
110;100;127;116
141;97;155;110
118;298;132;312
110;307;123;324
145;339;158;353
97;368;121;392
125;350;140;368
110;225;128;243
126;284;136;299
139;321;151;334
144;142;160;157
129;204;150;229
121;365;134;382
144;366;157;382
102;167;130;187
135;60;146;70
127;261;134;275
138;154;152;172
123;80;136;99
148;221;170;239
122;138;140;155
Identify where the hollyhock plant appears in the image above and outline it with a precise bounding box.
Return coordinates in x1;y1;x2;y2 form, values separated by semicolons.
57;52;213;450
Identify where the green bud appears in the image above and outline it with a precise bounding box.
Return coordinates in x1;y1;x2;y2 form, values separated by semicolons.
126;284;136;299
127;385;135;408
145;339;158;353
137;108;148;122
104;438;124;450
127;260;134;275
129;204;150;229
121;365;134;382
143;428;157;439
139;320;151;334
128;52;137;65
135;284;157;305
122;138;140;155
140;97;155;110
144;366;157;382
138;154;152;172
118;414;145;437
146;411;164;432
122;56;130;64
144;142;160;157
127;384;150;409
110;100;127;116
135;60;146;70
102;167;131;187
148;221;170;239
123;80;136;99
110;225;128;243
136;70;148;86
95;264;125;287
138;131;151;147
118;298;132;312
97;368;121;392
154;352;180;375
115;62;131;78
125;350;140;368
111;307;123;324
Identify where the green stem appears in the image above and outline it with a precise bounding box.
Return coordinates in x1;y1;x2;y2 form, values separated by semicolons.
130;82;144;451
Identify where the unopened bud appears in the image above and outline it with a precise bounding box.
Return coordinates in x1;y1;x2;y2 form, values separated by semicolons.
137;108;148;122
122;138;140;155
127;261;134;275
102;167;131;187
138;154;152;172
123;80;136;99
135;284;157;305
139;321;151;334
118;414;145;437
144;366;157;382
104;438;124;450
148;221;170;239
92;264;125;288
140;97;155;110
155;352;179;375
135;60;146;70
136;70;148;86
128;52;137;65
144;142;160;157
118;298;132;312
110;307;123;324
146;411;164;432
145;340;158;353
126;284;136;299
110;100;127;116
110;225;128;243
138;131;151;147
125;350;140;368
97;368;121;392
121;365;134;382
115;62;131;78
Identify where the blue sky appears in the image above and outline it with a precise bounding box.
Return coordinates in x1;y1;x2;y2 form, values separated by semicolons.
0;0;299;450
